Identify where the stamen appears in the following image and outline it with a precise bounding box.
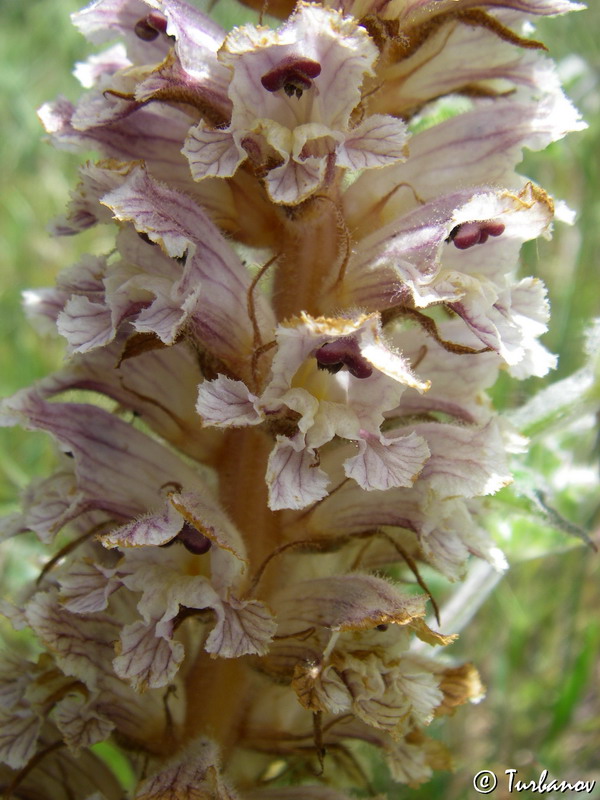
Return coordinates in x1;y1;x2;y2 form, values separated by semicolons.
261;56;322;100
177;522;212;555
134;11;168;41
315;338;373;379
447;220;505;249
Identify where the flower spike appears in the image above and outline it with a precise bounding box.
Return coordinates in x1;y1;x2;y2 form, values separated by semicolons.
1;0;584;796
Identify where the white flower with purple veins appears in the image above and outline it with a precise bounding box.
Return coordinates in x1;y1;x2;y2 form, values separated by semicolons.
183;2;409;204
197;312;431;508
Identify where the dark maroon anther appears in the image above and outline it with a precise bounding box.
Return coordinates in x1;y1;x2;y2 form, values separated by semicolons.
261;57;322;99
177;523;212;555
314;337;373;379
147;11;168;32
134;11;168;41
447;220;506;250
344;355;374;379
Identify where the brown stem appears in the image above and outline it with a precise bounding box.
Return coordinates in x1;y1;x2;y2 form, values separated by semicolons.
182;652;251;763
181;428;282;756
272;191;347;320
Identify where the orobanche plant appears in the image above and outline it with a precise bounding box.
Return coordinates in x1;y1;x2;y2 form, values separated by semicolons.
0;0;584;797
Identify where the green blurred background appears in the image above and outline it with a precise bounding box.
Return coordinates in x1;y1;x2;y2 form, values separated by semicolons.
0;1;598;797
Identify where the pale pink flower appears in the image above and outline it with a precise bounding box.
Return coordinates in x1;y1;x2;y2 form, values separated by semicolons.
184;3;409;204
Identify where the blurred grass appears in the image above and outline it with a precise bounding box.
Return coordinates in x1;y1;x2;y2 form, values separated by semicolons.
0;1;599;797
0;0;110;510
